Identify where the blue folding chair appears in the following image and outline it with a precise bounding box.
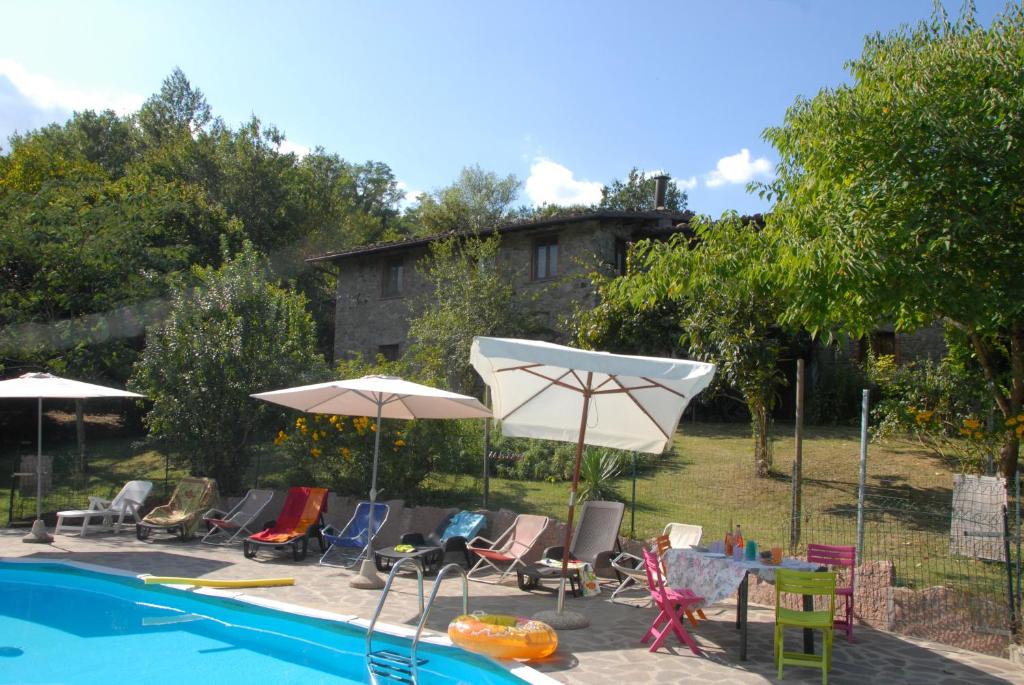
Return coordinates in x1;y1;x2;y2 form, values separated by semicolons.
319;501;390;567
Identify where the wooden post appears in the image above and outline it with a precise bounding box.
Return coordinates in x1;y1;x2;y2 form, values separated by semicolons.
790;358;804;552
483;386;491;510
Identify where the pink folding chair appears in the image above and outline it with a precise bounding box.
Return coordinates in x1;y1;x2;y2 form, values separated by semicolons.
807;543;856;642
640;549;704;655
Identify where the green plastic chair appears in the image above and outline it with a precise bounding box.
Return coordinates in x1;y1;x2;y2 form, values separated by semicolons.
774;569;836;684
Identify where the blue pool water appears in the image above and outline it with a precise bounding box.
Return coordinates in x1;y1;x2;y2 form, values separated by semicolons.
0;562;533;685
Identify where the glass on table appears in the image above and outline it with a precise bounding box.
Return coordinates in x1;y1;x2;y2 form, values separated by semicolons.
771;546;783;565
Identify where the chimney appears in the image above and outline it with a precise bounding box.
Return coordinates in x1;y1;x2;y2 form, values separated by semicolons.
653;175;669;210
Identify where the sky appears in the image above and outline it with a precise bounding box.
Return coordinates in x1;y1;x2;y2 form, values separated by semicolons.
0;0;1007;217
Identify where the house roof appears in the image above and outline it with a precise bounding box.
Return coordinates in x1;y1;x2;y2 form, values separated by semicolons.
305;209;693;264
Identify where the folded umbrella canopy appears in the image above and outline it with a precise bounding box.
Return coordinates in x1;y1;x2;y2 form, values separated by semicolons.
0;372;144;542
470;337;715;626
251;375;491;587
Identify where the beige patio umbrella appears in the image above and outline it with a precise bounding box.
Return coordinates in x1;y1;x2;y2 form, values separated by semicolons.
252;375;491;588
470;337;715;628
0;372;144;543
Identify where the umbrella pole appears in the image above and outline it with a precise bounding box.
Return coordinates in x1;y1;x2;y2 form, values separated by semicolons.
351;397;386;590
36;397;42;521
535;372;593;630
24;397;51;543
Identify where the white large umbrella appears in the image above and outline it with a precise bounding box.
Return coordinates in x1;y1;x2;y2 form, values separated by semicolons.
251;375;491;587
0;372;144;542
470;337;715;626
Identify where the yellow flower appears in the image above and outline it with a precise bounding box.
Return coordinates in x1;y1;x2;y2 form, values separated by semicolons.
394;439;406;447
310;447;321;458
340;447;352;460
370;423;376;432
273;430;289;446
1007;417;1018;427
915;410;933;424
963;418;982;430
973;432;984;440
959;427;972;436
311;432;319;441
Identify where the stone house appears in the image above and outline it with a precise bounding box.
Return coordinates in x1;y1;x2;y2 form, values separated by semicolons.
307;207;692;361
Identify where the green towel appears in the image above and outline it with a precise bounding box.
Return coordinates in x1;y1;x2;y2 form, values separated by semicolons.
394;544;415;553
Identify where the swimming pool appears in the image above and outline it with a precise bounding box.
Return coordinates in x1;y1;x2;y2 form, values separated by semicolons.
0;561;552;685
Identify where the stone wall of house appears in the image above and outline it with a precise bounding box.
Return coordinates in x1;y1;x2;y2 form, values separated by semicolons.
331;220;637;361
332;245;430;360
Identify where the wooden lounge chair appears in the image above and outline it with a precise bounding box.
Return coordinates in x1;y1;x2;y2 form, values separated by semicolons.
243;487;329;561
467;513;550;584
55;480;152;536
136;477;218;541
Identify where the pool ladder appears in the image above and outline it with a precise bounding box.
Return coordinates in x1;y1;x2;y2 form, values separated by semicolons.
365;559;470;685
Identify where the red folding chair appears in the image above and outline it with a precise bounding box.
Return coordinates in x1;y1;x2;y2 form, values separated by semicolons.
807;543;856;642
640;548;704;655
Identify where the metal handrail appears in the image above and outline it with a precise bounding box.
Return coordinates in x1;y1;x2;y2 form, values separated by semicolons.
408;563;470;682
365;557;425;659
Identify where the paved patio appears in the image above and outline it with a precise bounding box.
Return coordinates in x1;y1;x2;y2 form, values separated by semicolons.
2;527;1022;684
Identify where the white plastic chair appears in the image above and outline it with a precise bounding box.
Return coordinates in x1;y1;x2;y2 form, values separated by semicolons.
609;523;703;605
664;522;703;549
55;480;152;536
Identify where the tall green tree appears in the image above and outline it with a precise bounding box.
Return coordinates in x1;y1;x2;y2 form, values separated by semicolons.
407;235;531;394
599;167;688;212
131;243;325;492
590;213;790;477
408;165;522;235
761;5;1024;479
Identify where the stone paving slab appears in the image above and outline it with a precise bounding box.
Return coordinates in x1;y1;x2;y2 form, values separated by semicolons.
1;528;1022;684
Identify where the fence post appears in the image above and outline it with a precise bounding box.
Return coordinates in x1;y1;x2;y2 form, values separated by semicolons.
483;386;491;510
630;452;637;539
856;388;869;566
789;359;804;552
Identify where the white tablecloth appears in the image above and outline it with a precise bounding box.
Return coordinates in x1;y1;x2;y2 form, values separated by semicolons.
663;548;819;606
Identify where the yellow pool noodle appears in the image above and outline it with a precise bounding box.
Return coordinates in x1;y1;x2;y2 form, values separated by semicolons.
142;576;295;588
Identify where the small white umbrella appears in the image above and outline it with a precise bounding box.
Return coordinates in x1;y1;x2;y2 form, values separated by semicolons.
0;372;144;542
252;375;491;587
470;337;715;627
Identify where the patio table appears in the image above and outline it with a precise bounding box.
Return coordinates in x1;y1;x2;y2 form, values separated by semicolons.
663;548;820;660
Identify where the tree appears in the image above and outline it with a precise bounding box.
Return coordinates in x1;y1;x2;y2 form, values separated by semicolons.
130;243;325;492
761;5;1024;479
407;234;531;394
600;167;687;212
137;67;213;144
408;165;522;235
592;213;792;477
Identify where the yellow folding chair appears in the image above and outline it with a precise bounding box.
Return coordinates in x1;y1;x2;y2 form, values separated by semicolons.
774;569;836;684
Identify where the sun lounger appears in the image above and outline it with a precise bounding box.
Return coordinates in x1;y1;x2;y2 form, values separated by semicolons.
55;480;152;536
399;510;488;568
243;487;329;561
136;477;218;541
201;488;275;545
467;513;550;583
319;501;390;567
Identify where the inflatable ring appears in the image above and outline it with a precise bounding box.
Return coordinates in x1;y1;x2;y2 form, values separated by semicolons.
448;613;557;660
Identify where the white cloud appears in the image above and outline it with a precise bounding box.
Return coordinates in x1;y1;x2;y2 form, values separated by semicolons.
705;148;773;188
677;176;698;191
396;181;423;209
0;59;144;115
277;139;310;158
525;158;603;207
